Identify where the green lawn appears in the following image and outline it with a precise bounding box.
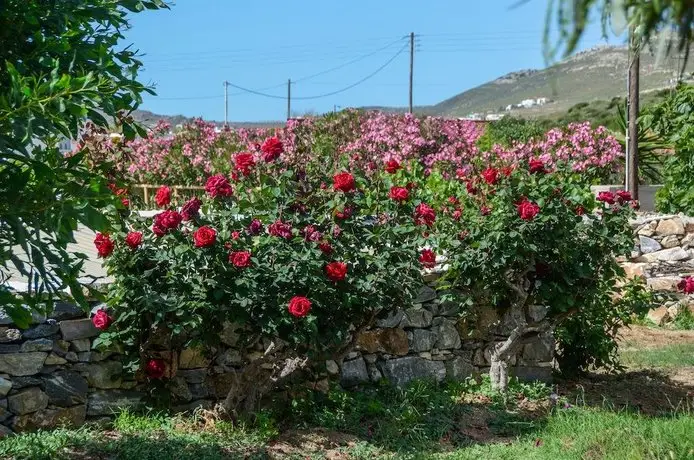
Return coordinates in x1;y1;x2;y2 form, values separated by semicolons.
620;343;694;369
2;375;694;460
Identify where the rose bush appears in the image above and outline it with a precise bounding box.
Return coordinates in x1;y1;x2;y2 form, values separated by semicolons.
96;147;430;413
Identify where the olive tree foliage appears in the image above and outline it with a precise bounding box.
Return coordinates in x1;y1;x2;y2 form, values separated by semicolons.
0;0;167;326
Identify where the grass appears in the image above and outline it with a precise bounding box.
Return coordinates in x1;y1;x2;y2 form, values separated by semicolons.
620;343;694;369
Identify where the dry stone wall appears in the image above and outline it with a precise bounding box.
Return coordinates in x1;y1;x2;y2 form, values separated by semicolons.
0;280;554;436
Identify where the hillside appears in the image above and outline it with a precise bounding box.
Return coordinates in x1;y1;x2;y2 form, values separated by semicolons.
131;109;283;129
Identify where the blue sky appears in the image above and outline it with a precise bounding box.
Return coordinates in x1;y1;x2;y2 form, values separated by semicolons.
125;1;622;122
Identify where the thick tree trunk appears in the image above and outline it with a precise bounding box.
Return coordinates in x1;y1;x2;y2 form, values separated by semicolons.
489;297;527;392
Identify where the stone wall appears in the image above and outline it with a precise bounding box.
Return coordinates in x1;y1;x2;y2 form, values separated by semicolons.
0;283;554;436
624;214;694;324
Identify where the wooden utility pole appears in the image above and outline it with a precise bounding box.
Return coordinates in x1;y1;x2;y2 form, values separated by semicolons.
223;81;229;127
287;79;292;120
627;28;640;199
409;32;414;114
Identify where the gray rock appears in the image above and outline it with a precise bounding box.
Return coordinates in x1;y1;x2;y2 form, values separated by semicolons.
0;424;13;438
661;235;681;249
0;328;21;343
0;377;12;396
214;349;242;367
85;361;122;389
639;236;662;254
325;360;339;375
8;387;49;415
220;322;241;347
170;377;193;402
639;247;691;262
71;339;91;353
655;218;685;236
49;302;84;321
432;318;461;350
410;329;437;353
20;339;53;352
522;334;554;363
189;382;211;400
22;323;59;339
0;404;10;422
0;353;47;376
59;319;98;341
0;344;20;353
65;352;78;362
367;363;382;381
11;405;86;432
414;286;437;304
446;357;475;381
682;233;694;248
401;307;433;328
340;357;369;387
11;376;43;390
376;309;405;328
528;305;549;323
437;301;461;317
0;307;46;326
512;366;553;383
87;390;142;416
380;357;446;387
177;369;207;384
44;353;67;365
43;371;88;407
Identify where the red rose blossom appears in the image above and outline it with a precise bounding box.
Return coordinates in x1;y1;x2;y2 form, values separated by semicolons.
234;152;256;176
517;199;540;221
335;206;353;220
678;276;694;294
575;205;586;216
447;196;459;205
414;203;436;227
229;251;252;268
481;167;499;185
452;209;462;221
596;191;616;204
529;159;546;174
154;186;171;208
181;197;202;221
91;309;113;331
389;186;409;202
502;166;514;177
261;136;283;162
480;206;491;216
288;296;312;318
333;172;356;192
125;231;143;249
193;226;216;248
153;210;182;236
248;219;264;235
205;174;233;198
268;220;293;239
385;159;401;174
231;231;241;240
120;198;130;207
325;261;348;282
318;241;333;255
302;225;322;242
145;359;166;379
616;190;632;203
94;233;115;258
466;181;478;195
419;249;436;268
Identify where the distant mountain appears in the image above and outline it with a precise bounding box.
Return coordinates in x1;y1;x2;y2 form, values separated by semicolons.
131;109;284;129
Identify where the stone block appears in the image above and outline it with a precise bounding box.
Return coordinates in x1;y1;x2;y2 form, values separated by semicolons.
647;306;670;326
8;387;49;415
44;353;67;365
0;328;21;343
414;286;437;304
380;357;446;387
522;334;554;363
621;262;648;279
661;235;682;249
220;322;241;347
647;276;682;292
59;319;98;341
179;347;210;369
20;339;53;352
49;302;84;321
71;339;91;353
340;357;369;387
656;218;685;236
400;307;433;328
43;371;88;407
410;329;437;353
22;323;59;339
0;377;11;396
446;357;475;381
639;236;662;254
11;405;86;432
0;352;47;376
87;390;142;416
376;309;405;328
85;361;122;389
637;247;690;262
356;328;408;356
325;360;339;375
432;317;461;350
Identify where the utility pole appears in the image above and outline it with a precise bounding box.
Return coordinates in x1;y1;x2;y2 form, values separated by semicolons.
223;81;229;127
627;27;640;199
409;32;414;114
287;79;291;120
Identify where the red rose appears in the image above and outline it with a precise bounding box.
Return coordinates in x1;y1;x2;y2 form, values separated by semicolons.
575;205;586;216
120;198;130;207
325;261;348;282
480;206;491;216
502;166;514;177
529;159;546;174
153;210;182;236
333;225;342;238
616;190;632;203
229;251;252;268
517;199;540;221
333;172;356;192
234;152;256;176
596;191;616;204
481;167;499;185
288;296;312;318
630;200;641;210
302;225;322;242
335;206;353;220
261;136;283;162
145;358;166;379
419;249;436;268
231;231;241;240
205;175;233;198
452;209;462;221
247;219;263;235
447;196;459;205
389;186;409;202
455;168;467;180
414;203;436;227
385;159;401;174
678;276;694;294
91;309;113;331
125;231;143;249
318;241;333;255
268;220;293;239
94;233;114;258
155;186;171;208
466;181;478;195
181;197;202;221
193;226;216;248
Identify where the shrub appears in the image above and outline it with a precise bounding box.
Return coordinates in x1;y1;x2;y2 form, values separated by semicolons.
435;160;637;390
96;148;429;413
